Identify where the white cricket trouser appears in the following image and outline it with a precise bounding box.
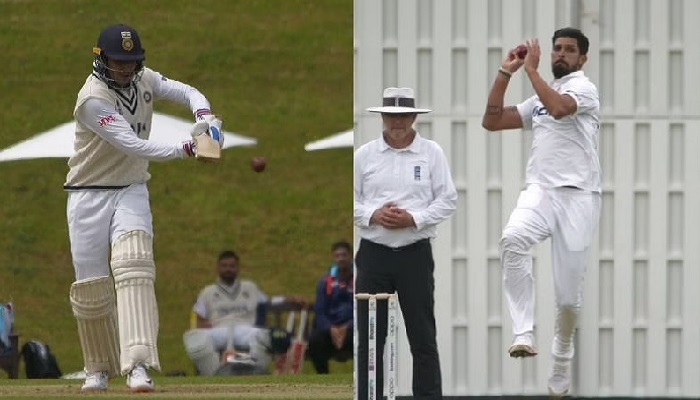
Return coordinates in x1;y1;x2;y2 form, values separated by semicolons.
67;183;153;281
209;325;271;369
500;184;601;359
207;325;268;353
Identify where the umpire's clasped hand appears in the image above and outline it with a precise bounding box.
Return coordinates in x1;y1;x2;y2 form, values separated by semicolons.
371;202;415;230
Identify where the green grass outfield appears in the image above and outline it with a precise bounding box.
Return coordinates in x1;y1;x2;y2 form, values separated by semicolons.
0;0;352;377
0;373;352;399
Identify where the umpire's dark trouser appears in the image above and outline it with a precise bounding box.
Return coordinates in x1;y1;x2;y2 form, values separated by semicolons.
355;238;442;400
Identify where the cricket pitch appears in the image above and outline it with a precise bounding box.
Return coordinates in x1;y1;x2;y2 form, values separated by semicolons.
0;375;352;400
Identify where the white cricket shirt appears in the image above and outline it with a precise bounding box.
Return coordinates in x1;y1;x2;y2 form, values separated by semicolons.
65;67;212;189
354;133;457;247
193;279;268;328
517;70;601;192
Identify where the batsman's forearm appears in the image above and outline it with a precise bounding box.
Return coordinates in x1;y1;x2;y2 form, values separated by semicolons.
482;74;510;129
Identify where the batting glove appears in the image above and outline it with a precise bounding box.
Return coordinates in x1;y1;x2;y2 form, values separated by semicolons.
201;114;224;148
190;120;209;138
182;120;209;157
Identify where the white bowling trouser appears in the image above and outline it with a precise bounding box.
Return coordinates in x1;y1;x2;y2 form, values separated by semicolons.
67;183;153;281
500;184;601;359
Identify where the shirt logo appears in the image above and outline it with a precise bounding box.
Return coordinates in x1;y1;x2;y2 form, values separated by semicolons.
414;165;421;181
533;106;550;116
98;115;116;127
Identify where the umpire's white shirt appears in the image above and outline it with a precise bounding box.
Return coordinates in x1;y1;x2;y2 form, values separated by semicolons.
517;70;601;192
354;133;457;248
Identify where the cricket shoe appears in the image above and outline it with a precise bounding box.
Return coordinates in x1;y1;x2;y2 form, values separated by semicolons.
81;370;108;392
547;358;571;397
127;364;155;393
508;332;538;358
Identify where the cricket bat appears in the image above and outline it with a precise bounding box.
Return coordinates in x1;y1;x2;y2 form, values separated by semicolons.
287;308;308;374
274;311;296;374
194;134;220;161
275;309;308;374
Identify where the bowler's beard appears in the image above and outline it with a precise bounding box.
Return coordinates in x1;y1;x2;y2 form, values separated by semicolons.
552;61;578;79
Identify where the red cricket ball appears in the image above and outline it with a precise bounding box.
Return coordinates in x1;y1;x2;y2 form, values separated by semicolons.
251;156;266;172
515;44;528;59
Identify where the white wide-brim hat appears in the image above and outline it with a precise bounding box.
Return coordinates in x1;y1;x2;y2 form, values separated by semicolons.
366;87;432;114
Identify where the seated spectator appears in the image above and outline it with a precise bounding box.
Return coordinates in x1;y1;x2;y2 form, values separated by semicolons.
183;250;289;375
308;241;354;374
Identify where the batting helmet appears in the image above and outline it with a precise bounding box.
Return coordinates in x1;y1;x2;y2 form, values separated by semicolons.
92;24;146;88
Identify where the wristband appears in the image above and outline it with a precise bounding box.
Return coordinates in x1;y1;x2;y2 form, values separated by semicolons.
498;67;512;78
183;141;196;157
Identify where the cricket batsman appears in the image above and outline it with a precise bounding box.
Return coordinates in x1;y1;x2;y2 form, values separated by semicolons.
65;24;223;392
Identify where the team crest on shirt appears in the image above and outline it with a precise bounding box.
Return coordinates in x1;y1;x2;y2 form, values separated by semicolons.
143;91;152;103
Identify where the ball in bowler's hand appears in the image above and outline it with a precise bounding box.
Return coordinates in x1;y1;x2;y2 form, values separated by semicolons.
515;45;528;59
251;156;266;172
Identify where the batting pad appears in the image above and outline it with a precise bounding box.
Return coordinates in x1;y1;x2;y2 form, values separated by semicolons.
183;329;220;376
70;276;120;377
111;230;161;374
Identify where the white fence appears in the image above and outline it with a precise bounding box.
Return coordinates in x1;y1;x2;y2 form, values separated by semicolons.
354;0;700;397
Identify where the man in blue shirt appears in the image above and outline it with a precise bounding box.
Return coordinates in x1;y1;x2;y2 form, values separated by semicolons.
307;241;354;374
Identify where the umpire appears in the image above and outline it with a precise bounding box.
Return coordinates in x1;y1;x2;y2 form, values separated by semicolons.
354;87;457;400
